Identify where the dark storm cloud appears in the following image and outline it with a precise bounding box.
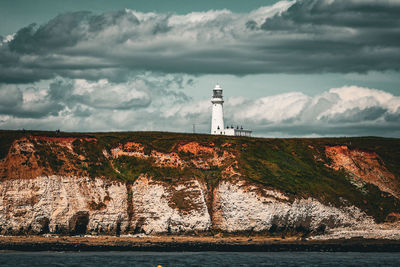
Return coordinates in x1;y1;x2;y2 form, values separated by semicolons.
0;84;64;118
261;0;400;29
385;108;400;123
8;11;140;54
258;0;400;73
321;106;387;123
0;0;399;83
0;84;21;107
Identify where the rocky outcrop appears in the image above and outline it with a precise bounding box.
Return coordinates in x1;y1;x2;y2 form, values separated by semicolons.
325;145;400;198
0;175;211;235
0;176;128;235
0;175;378;236
130;176;211;234
212;179;373;232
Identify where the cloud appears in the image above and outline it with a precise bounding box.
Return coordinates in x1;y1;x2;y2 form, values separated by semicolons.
48;79;151;110
0;84;22;107
0;83;64;118
1;79;399;137
228;92;310;123
221;85;400;137
0;73;191;122
1;0;399;83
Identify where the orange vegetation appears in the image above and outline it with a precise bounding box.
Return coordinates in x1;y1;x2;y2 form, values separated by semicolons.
111;140;238;171
121;142;145;152
177;142;214;155
151;151;185;168
221;164;241;178
110;142;147;159
325;145;400;198
0;136;96;180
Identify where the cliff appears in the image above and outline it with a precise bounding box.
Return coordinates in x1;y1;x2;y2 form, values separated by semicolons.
0;130;399;239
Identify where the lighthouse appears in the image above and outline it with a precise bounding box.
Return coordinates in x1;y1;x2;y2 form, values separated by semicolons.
211;84;225;135
210;84;252;137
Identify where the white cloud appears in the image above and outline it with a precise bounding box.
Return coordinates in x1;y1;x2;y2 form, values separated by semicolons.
249;0;295;25
221;85;400;136
71;79;150;109
232;92;310;122
318;86;400;119
22;87;47;103
1;76;399;137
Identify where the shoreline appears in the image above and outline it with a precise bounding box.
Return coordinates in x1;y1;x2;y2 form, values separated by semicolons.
1;236;400;252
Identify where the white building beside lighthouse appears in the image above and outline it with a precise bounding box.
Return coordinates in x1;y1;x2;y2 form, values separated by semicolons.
210;84;252;137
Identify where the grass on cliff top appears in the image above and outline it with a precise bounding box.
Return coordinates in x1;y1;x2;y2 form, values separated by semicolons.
1;130;400;222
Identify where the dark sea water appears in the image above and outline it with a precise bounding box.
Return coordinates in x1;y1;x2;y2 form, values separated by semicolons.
1;251;400;266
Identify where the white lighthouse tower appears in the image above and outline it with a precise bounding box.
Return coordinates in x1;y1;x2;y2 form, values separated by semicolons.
210;84;252;137
211;84;225;135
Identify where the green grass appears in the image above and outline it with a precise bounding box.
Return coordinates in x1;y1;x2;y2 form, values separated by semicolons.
112;155;195;182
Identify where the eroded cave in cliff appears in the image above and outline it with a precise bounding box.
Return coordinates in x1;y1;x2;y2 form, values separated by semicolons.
69;211;89;236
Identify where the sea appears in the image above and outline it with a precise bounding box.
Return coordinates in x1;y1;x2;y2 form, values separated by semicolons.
1;251;400;266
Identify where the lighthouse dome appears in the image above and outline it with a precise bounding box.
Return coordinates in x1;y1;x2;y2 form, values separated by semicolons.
213;84;223;99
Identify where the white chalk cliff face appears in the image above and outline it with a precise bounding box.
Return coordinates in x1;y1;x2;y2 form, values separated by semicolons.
130;177;211;234
0;176;129;234
212;180;373;232
0;175;380;236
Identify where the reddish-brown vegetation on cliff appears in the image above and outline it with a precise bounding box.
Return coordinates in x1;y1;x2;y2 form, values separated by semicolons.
325;145;400;198
0;136;98;180
177;141;215;155
110;140;239;177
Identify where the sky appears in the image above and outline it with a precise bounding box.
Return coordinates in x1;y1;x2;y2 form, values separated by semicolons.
0;0;400;137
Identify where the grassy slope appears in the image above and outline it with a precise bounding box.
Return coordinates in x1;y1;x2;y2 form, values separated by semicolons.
1;130;399;222
238;137;400;222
